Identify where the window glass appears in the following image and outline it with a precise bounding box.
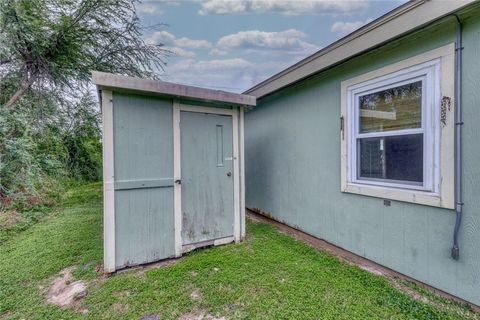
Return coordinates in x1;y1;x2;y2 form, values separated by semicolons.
358;134;423;183
359;81;422;133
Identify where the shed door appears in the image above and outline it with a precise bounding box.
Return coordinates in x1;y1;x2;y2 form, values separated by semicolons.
180;111;234;245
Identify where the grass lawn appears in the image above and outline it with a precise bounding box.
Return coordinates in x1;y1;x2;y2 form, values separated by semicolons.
0;182;478;319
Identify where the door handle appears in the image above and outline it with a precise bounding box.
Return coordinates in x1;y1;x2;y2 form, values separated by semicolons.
175;179;181;185
226;172;232;177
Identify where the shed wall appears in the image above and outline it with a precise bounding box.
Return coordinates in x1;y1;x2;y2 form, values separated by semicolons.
113;93;175;268
245;16;480;305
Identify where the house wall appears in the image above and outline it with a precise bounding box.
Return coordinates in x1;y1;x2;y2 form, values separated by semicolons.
245;15;480;305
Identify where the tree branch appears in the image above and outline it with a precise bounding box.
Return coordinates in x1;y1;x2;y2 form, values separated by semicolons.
3;73;37;108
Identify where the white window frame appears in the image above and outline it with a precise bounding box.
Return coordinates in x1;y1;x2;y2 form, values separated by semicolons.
340;44;455;209
349;60;439;193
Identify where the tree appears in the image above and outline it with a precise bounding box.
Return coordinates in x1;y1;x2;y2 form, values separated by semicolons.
0;0;168;209
0;0;168;108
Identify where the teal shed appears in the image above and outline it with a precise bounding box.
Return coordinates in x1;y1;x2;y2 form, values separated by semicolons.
93;72;256;272
243;0;480;307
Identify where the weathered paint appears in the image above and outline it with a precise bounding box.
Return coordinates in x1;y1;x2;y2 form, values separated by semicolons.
113;93;175;268
180;111;234;245
106;94;246;270
245;15;480;306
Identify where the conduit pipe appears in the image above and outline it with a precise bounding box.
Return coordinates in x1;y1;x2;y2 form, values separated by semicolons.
451;14;463;260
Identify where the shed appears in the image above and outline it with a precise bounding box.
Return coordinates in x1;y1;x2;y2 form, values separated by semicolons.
92;71;256;272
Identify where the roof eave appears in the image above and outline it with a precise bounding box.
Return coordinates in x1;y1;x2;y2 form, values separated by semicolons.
92;71;256;107
244;0;476;99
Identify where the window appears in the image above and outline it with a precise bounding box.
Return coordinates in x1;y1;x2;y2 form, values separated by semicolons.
350;62;439;192
340;44;455;208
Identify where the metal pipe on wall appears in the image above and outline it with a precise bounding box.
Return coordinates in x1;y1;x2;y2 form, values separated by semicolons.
451;15;463;261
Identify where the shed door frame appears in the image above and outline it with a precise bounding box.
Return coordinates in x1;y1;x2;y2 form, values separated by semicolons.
173;101;241;257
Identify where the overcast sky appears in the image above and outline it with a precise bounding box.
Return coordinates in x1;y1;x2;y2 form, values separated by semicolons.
137;0;407;93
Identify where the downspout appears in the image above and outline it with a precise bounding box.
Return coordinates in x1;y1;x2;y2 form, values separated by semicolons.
451;15;463;260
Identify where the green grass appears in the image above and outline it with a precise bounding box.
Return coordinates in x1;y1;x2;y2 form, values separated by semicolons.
0;178;66;243
0;183;478;319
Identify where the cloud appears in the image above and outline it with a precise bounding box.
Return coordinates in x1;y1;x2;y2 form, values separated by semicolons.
158;29;322;91
163;58;255;92
135;3;163;14
144;31;212;58
145;31;175;45
174;37;212;49
162;56;301;92
198;0;369;16
331;18;373;34
169;47;197;58
145;31;212;49
136;0;183;14
162;58;253;91
216;29;319;55
209;48;228;56
170;58;253;72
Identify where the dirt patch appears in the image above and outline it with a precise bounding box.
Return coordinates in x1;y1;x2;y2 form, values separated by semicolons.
388;278;480;318
390;279;431;304
0;210;24;228
119;257;183;279
179;309;226;320
112;302;128;313
46;267;88;308
190;289;201;301
140;315;161;320
246;215;262;223
0;311;13;319
112;290;131;298
358;264;384;276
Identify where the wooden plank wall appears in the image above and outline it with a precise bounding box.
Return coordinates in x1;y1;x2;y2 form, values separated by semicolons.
113;93;175;269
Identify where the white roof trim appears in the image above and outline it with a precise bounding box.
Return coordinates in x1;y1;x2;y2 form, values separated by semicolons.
92;71;256;106
245;0;476;98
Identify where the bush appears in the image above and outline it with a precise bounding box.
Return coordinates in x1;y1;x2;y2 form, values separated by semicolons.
63;94;102;182
0;91;102;211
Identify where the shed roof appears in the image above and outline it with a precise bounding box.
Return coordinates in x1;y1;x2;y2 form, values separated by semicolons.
92;71;256;106
244;0;477;99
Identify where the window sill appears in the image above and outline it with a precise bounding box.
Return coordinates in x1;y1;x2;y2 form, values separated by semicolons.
342;183;453;209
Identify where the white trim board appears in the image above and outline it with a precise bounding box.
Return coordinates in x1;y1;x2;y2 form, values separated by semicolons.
232;108;241;242
239;107;246;239
173;101;182;257
102;90;116;272
92;71;256;107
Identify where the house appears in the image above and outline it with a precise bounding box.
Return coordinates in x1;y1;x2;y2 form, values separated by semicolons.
244;0;480;306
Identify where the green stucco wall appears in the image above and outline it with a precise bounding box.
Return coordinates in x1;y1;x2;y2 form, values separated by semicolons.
245;15;480;305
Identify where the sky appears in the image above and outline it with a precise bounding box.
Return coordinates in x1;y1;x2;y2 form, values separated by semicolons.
137;0;407;93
